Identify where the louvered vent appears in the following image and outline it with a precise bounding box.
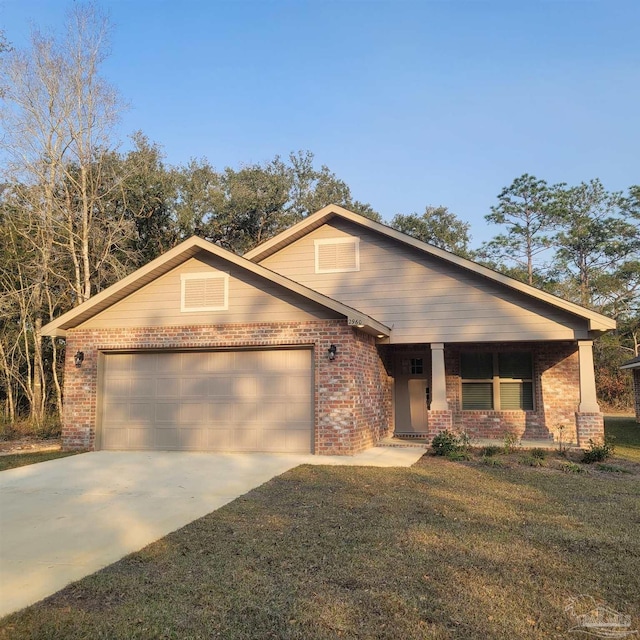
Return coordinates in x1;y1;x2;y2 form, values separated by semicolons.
181;273;228;312
314;237;359;273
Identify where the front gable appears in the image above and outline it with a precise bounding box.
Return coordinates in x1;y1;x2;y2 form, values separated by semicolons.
42;236;390;338
80;253;342;330
250;209;615;343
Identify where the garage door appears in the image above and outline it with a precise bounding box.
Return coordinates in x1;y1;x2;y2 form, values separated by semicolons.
100;349;313;452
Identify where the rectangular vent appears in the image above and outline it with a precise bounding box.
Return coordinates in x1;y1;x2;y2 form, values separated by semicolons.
314;237;359;273
181;272;228;312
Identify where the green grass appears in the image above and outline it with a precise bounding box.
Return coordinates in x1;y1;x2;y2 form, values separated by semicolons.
1;455;639;640
605;415;640;462
0;450;80;472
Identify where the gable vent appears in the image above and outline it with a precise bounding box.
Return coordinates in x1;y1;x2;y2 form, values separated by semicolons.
314;237;360;273
181;272;229;312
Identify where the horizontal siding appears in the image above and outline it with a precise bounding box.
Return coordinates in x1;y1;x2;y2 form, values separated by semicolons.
81;254;340;329
260;220;588;343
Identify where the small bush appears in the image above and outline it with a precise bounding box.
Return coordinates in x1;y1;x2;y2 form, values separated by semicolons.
481;456;506;468
582;437;615;464
529;448;547;460
431;430;463;456
596;463;631;474
479;445;502;457
503;431;520;454
560;462;585;474
520;455;544;467
446;450;471;462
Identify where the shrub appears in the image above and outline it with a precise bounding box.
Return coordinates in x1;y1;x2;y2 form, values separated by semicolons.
503;431;520;454
481;456;506;468
520;455;544;467
479;445;502;457
560;462;585;474
582;437;615;464
529;448;547;460
596;463;631;474
431;430;463;457
446;450;471;462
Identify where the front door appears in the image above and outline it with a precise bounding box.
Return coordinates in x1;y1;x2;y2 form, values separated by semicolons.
394;355;429;435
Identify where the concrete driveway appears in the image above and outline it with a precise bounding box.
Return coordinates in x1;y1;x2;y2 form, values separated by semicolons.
0;446;425;617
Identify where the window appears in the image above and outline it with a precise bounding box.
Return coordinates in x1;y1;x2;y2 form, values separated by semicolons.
181;272;229;312
461;352;533;410
410;358;424;375
314;237;359;273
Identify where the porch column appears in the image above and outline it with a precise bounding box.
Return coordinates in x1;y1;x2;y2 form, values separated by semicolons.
430;343;448;411
578;340;600;413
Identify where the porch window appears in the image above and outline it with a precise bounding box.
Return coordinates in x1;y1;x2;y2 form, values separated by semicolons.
461;352;533;410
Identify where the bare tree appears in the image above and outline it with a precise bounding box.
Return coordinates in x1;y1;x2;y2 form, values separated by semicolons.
0;4;125;424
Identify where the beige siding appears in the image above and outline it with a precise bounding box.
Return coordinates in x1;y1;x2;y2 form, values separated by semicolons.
81;252;341;329
260;220;589;343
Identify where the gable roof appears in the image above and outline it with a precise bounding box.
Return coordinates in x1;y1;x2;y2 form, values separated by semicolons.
245;204;616;333
620;355;640;370
41;236;390;338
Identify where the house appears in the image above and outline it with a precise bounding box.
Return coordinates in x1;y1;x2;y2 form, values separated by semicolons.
41;205;616;454
620;355;640;422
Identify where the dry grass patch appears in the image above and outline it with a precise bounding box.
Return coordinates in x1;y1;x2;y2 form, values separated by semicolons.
0;450;80;471
1;455;639;640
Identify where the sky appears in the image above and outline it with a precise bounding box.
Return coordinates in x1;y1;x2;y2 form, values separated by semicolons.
1;0;638;246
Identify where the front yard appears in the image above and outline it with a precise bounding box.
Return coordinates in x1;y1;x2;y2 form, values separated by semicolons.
1;417;639;639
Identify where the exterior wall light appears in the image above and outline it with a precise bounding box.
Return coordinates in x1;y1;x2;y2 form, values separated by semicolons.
328;344;337;361
74;351;85;367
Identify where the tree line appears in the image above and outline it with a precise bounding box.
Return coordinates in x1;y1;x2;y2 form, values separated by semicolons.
0;6;638;431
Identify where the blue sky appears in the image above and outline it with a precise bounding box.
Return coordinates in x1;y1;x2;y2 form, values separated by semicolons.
1;0;638;246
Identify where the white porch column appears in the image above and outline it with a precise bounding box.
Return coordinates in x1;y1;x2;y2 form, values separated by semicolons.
578;340;601;413
430;343;449;411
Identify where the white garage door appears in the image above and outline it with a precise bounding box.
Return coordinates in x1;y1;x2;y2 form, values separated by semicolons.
100;349;313;453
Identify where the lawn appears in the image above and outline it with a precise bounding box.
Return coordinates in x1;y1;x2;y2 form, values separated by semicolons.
604;415;640;462
1;441;639;639
0;450;80;472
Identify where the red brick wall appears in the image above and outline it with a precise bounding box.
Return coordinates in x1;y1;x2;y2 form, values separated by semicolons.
62;320;391;455
444;342;592;444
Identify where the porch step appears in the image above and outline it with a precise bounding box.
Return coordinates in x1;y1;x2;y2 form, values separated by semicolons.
376;436;429;449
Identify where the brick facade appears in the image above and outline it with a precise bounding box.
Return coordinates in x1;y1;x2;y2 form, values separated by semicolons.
62;320;393;455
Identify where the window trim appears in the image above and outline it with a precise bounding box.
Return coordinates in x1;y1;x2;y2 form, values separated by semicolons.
314;237;360;274
460;352;534;411
180;272;229;312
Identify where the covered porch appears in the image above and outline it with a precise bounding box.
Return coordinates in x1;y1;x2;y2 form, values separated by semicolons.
382;340;604;447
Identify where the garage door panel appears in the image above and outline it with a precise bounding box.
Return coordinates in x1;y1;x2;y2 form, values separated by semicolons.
288;376;311;396
103;377;130;399
286;350;310;371
155;427;178;449
234;402;259;426
157;377;180;397
180;377;209;398
101;349;312;452
206;428;231;449
232;428;260;450
178;428;204;449
286;401;313;423
129;428;154;449
129;402;154;424
208;377;233;396
260;377;287;396
179;402;207;424
105;353;133;374
130;378;155;397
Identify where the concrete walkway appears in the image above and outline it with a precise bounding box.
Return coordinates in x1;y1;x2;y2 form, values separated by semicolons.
0;446;426;617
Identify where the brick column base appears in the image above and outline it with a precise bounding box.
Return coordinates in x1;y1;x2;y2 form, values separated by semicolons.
575;412;605;447
427;410;453;438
